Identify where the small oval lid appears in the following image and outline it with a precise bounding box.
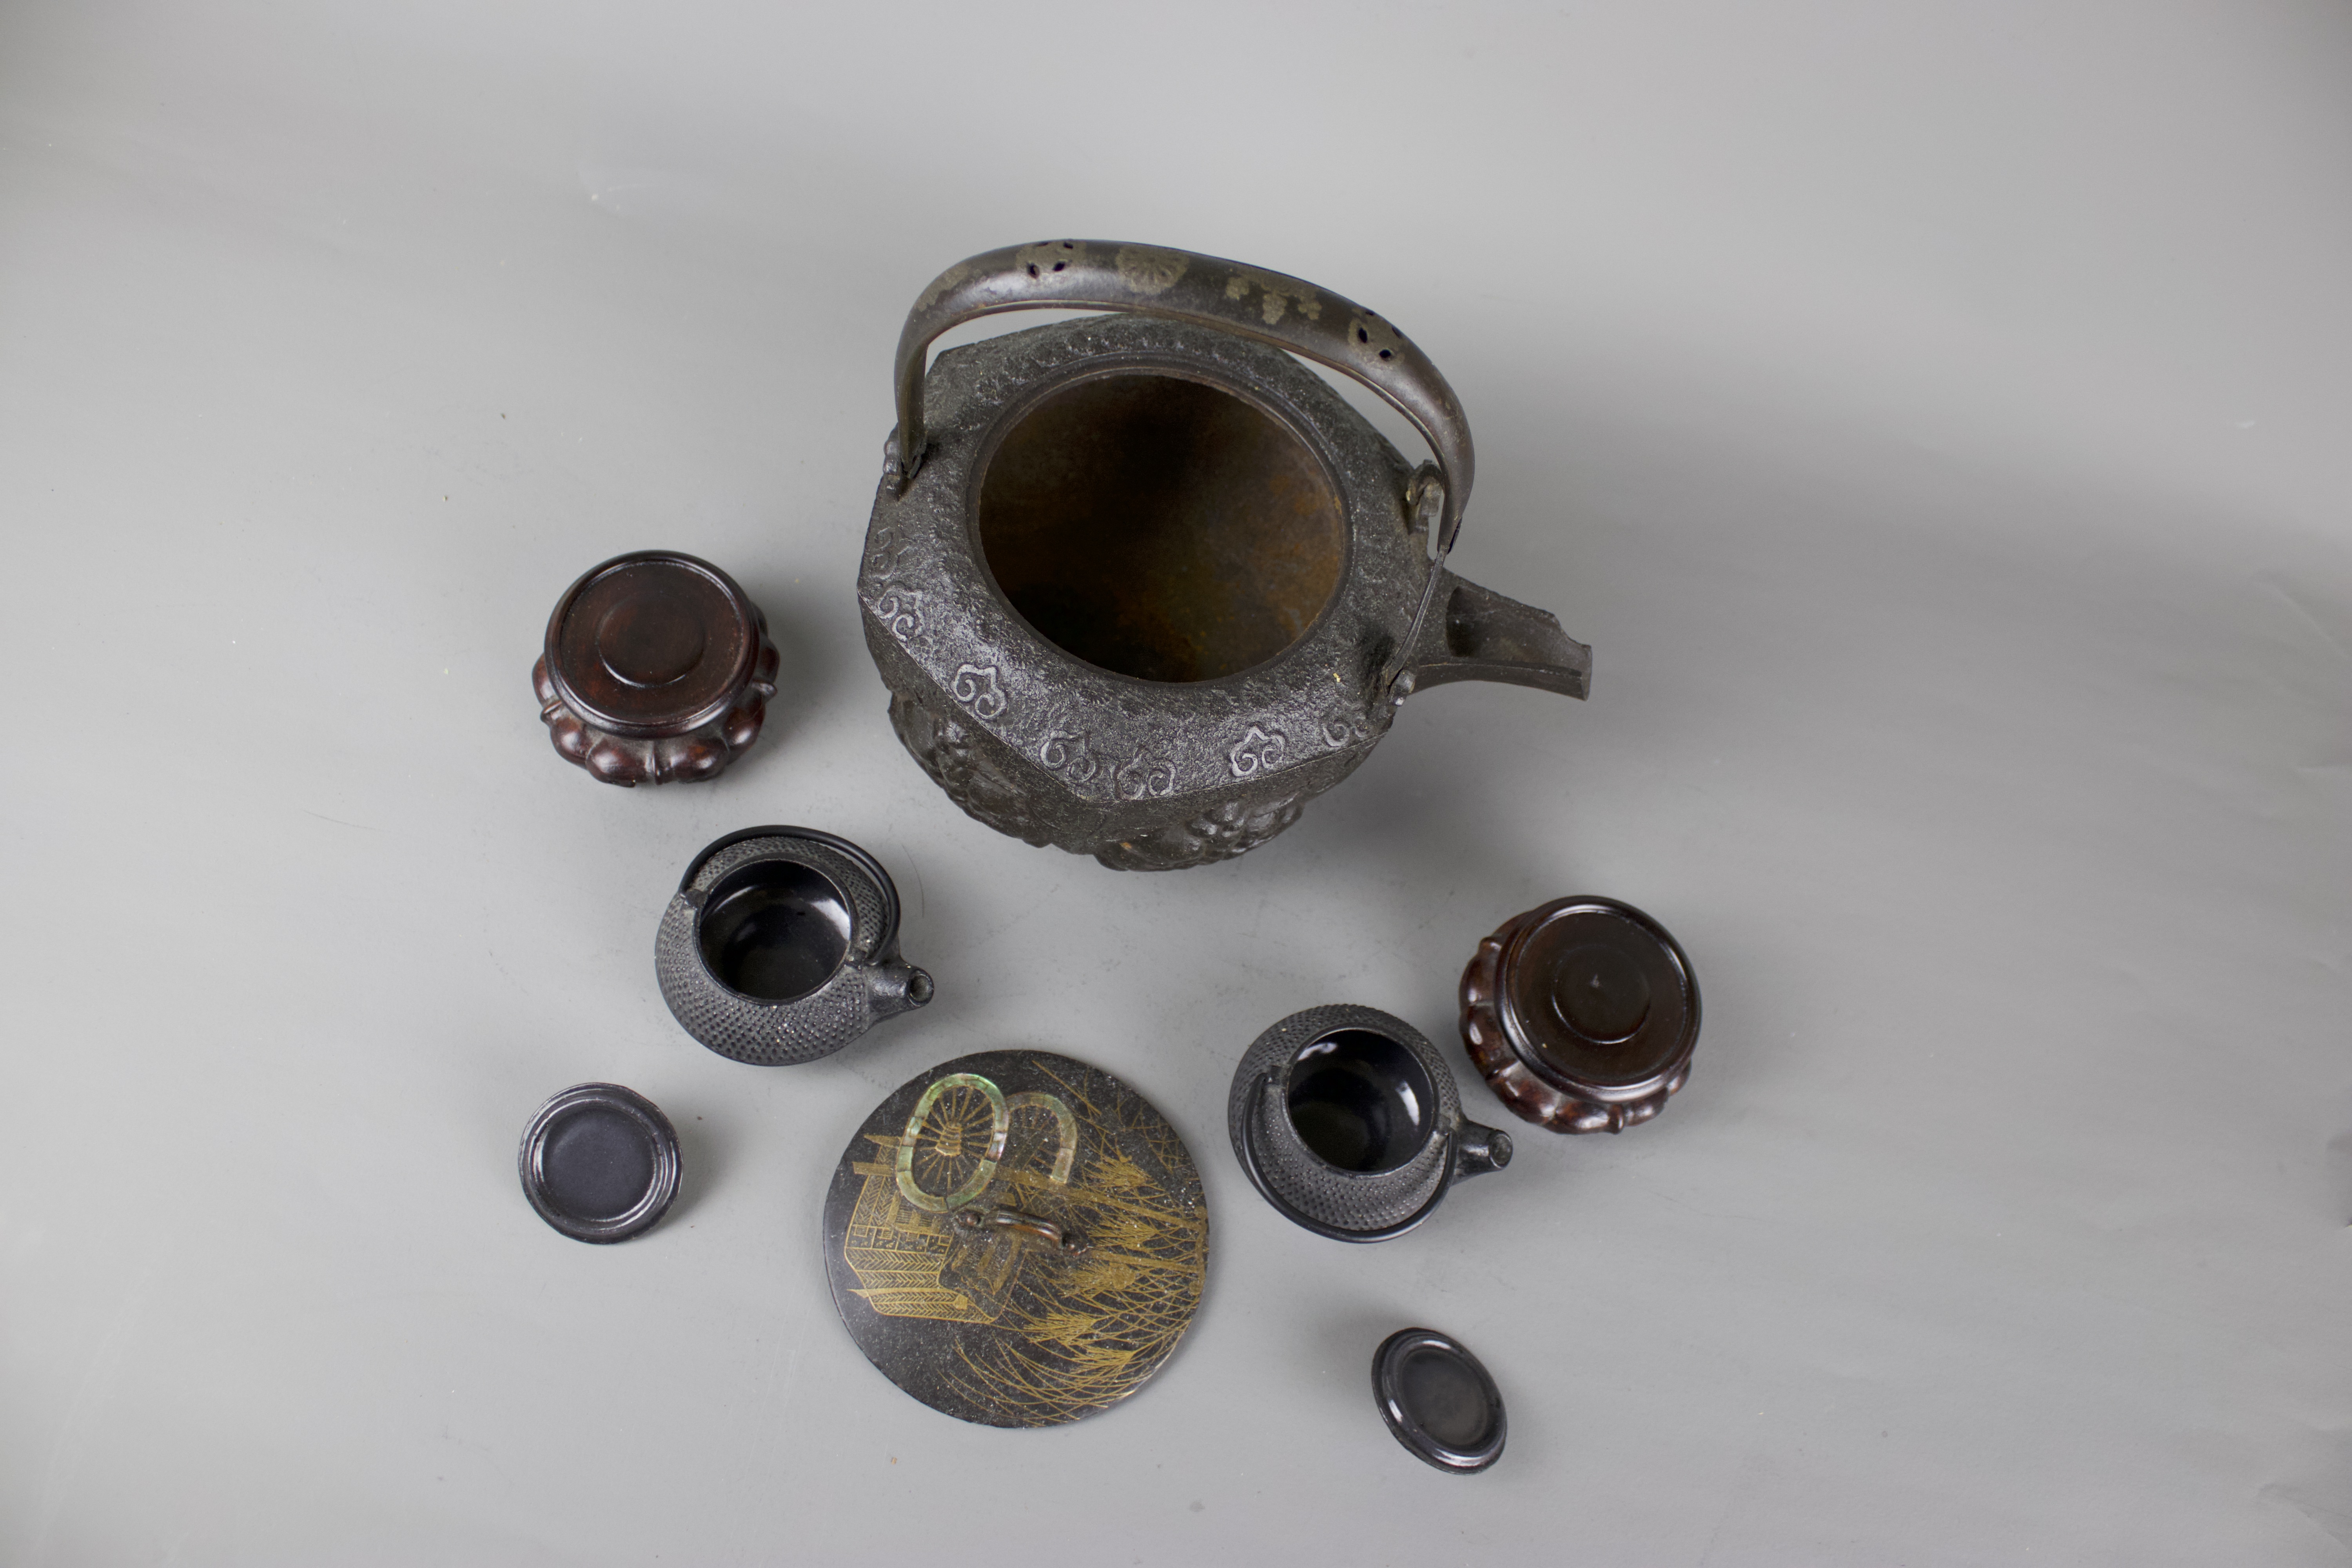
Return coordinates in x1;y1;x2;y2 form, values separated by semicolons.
1373;1327;1506;1473
533;551;780;786
821;1050;1208;1427
1462;896;1700;1134
517;1083;682;1243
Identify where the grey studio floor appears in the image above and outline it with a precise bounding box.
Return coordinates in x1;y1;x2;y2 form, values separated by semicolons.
4;3;2350;1564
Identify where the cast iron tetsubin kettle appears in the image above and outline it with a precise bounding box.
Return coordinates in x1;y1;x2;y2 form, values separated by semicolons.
860;241;1590;871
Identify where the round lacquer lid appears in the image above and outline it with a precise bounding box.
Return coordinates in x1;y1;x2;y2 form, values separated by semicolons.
822;1050;1207;1427
517;1083;682;1243
1372;1327;1506;1474
532;550;779;785
1461;896;1700;1134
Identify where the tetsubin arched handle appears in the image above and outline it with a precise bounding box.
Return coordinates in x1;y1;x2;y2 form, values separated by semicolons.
889;240;1477;567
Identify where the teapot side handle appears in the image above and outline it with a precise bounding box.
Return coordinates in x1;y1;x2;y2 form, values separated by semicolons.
889;241;1476;566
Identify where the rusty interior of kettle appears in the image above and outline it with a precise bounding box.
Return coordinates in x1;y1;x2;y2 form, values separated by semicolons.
523;243;1701;1453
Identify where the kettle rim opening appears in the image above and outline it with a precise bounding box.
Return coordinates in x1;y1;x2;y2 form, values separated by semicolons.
969;358;1354;689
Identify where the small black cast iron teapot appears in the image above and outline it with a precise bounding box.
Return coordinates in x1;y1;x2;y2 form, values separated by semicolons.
656;827;932;1065
860;241;1591;871
1228;1004;1512;1241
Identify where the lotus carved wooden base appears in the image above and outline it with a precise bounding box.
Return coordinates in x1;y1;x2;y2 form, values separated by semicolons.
1459;897;1700;1135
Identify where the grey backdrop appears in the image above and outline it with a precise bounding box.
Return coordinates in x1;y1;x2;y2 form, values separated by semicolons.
4;2;2349;1563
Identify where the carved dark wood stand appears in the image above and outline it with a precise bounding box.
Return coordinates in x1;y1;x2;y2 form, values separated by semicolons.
533;550;779;785
1461;897;1701;1134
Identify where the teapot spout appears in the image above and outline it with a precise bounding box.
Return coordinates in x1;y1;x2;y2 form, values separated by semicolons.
1452;1120;1514;1182
866;958;936;1022
1397;572;1590;701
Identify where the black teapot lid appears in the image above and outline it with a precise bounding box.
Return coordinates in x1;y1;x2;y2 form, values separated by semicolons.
1373;1327;1506;1473
517;1083;682;1243
821;1050;1207;1427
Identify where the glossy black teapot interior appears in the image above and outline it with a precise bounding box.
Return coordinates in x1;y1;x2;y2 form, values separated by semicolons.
1286;1027;1439;1174
698;859;855;1002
